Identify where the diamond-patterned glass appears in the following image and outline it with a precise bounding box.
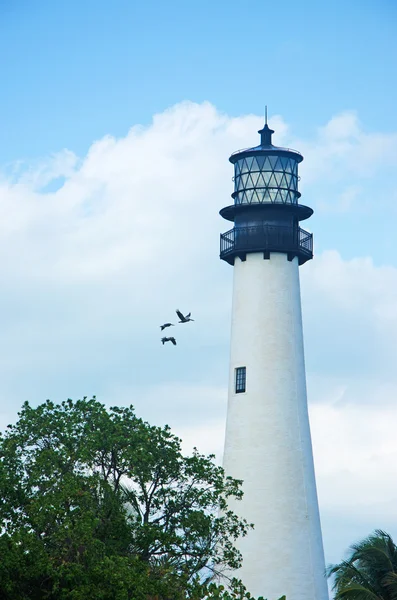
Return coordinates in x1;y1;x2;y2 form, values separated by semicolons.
257;173;266;187
250;157;259;171
233;153;300;205
252;172;261;187
245;190;254;203
245;157;254;170
280;175;288;190
256;155;265;170
275;172;283;186
261;157;269;171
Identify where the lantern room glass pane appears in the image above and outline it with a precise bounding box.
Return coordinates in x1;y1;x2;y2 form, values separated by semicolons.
263;157;272;170
251;172;260;187
245;157;254;170
274;157;284;171
238;159;248;174
245;190;254;203
256;173;266;187
256;155;265;169
259;190;271;203
240;173;249;187
274;172;283;186
277;156;286;170
233;152;300;204
250;157;259;172
267;156;278;169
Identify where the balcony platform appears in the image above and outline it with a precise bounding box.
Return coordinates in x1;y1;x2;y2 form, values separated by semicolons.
220;224;313;266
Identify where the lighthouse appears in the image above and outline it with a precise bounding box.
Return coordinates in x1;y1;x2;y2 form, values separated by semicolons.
220;117;328;600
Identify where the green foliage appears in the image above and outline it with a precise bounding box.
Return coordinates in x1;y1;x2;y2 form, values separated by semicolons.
327;530;397;600
0;397;265;599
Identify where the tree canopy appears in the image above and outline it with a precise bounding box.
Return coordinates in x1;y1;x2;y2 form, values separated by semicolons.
327;529;397;600
0;397;266;600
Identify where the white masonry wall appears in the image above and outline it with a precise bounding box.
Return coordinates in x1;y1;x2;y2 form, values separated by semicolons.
222;251;328;600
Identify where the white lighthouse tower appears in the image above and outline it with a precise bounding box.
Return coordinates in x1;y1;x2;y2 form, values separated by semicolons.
220;118;328;600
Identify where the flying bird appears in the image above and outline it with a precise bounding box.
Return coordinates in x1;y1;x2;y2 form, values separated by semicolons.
176;309;194;323
160;323;174;331
161;337;177;346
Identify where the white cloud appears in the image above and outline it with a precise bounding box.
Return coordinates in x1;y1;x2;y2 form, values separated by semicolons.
1;101;397;566
322;111;362;141
309;391;397;564
297;111;397;185
311;398;397;516
300;250;397;385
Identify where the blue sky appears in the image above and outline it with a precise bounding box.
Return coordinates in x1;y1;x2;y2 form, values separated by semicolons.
1;0;397;584
2;0;397;162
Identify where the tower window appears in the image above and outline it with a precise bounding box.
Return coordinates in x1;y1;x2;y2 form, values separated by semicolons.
235;367;246;394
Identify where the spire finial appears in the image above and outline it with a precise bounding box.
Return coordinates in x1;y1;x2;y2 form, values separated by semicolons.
258;106;274;146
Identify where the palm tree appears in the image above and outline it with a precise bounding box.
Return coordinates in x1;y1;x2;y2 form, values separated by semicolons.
327;530;397;600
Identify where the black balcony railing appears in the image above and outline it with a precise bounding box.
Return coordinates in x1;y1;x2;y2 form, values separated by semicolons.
220;224;313;265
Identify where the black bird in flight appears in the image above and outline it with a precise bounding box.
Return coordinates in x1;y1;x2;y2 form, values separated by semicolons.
161;336;177;346
160;322;174;330
176;309;194;323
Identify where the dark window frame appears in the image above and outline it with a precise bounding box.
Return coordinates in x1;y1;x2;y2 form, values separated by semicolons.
235;366;246;394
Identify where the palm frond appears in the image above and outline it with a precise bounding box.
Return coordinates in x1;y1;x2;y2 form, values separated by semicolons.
335;583;383;600
328;531;397;600
328;560;379;594
381;573;397;600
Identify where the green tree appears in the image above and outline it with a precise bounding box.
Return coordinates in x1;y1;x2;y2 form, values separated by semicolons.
0;397;265;600
327;530;397;600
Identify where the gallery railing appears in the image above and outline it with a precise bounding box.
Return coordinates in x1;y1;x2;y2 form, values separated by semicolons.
220;224;313;264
